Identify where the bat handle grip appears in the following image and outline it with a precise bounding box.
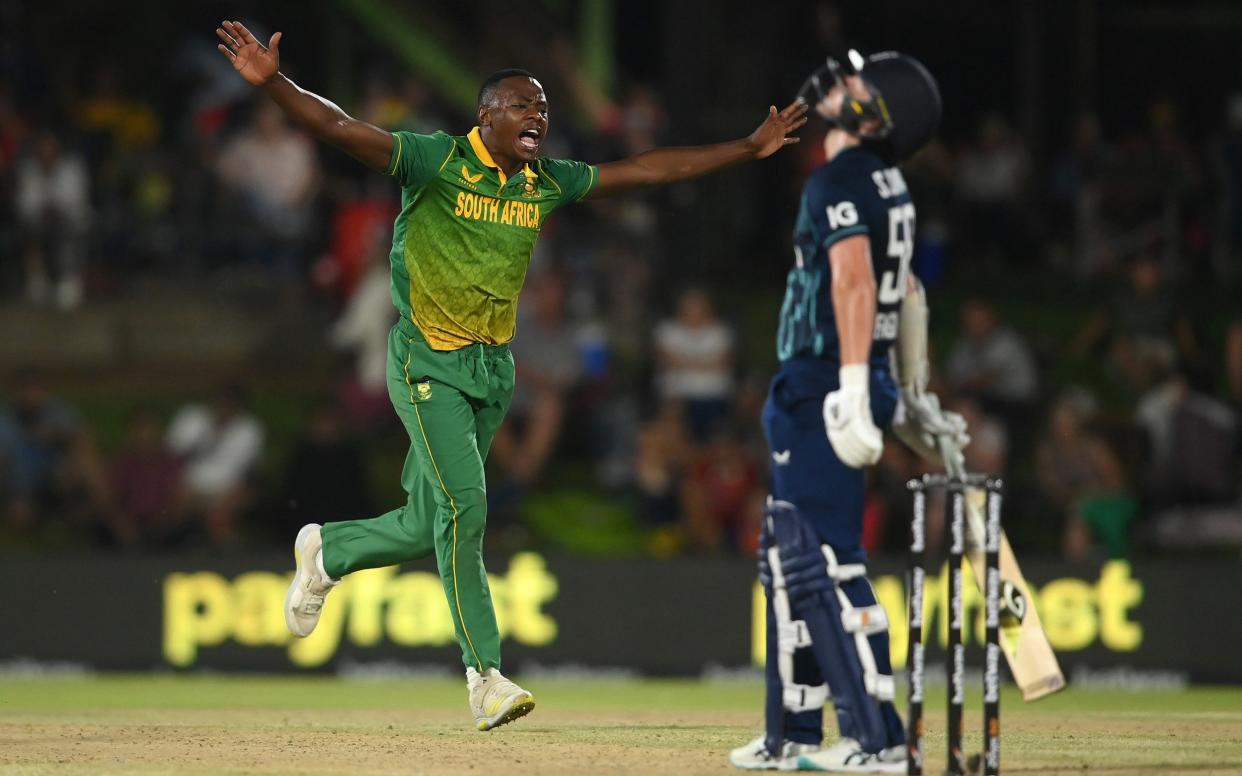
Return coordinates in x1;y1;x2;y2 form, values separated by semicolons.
936;434;968;479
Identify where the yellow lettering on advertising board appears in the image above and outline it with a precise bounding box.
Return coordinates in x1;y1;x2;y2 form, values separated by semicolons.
232;571;290;647
752;560;1143;667
163;553;558;668
163;571;238;666
1097;560;1143;651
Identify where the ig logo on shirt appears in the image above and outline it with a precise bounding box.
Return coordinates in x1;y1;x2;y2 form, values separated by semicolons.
826;201;859;230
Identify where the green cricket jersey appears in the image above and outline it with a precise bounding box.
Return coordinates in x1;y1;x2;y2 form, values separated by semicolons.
385;126;597;351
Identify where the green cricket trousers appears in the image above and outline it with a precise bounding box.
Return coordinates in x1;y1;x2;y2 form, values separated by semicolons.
320;316;514;671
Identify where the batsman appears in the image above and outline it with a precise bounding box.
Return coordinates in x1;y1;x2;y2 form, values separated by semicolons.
214;20;806;732
729;50;962;773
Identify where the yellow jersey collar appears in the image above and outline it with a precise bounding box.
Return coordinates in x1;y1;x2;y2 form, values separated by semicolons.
467;127;537;186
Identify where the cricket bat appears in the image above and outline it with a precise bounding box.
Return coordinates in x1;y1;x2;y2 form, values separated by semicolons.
941;438;1067;701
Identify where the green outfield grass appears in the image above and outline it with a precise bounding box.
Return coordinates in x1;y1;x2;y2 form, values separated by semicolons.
2;675;1240;774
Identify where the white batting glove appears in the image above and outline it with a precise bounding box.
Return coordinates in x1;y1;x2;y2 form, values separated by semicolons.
823;364;883;468
892;390;971;464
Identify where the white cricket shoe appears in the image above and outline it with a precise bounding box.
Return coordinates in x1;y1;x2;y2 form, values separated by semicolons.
795;740;907;773
284;523;339;637
729;735;820;770
467;667;535;731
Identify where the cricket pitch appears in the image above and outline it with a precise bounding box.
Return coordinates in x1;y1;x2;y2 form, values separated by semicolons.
2;675;1240;774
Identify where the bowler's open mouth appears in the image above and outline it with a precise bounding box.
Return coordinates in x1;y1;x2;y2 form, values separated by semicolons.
518;128;541;151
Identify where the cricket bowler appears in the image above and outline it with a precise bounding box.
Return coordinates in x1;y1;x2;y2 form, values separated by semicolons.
728;50;967;772
214;20;806;731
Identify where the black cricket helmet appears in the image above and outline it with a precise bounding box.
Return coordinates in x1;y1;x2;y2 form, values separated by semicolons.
797;48;942;163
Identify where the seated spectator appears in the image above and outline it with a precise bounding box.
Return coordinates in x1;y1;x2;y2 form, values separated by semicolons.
166;384;264;546
1138;377;1242;551
654;288;735;441
1224;318;1242;408
359;76;448;138
215;101;319;274
0;87;27;171
0;88;28;236
632;402;691;552
275;401;372;539
955;114;1032;262
680;424;760;555
953;397;1008;477
1136;375;1239;509
329;247;397;429
0;370;109;544
1217;93;1242;282
1048;113;1127;280
15;131;90;308
1072;252;1197;394
74;66;160;171
943;298;1039;452
106;408;187;547
491;272;580;491
552;39;667;156
869;438;929;553
73;66;169;273
945;299;1039;408
314;197;398;301
1035;393;1135;561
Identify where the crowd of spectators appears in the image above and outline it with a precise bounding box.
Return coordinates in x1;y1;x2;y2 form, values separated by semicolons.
0;375;261;549
3;22;1241;562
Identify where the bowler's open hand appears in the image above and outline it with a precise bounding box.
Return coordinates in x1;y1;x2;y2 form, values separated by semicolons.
746;100;809;159
216;20;282;87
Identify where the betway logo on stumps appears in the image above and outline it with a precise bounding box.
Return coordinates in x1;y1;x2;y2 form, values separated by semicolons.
163;553;558;668
984;645;1001;703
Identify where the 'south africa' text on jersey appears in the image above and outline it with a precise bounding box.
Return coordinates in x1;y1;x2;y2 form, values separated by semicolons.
453;191;542;229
